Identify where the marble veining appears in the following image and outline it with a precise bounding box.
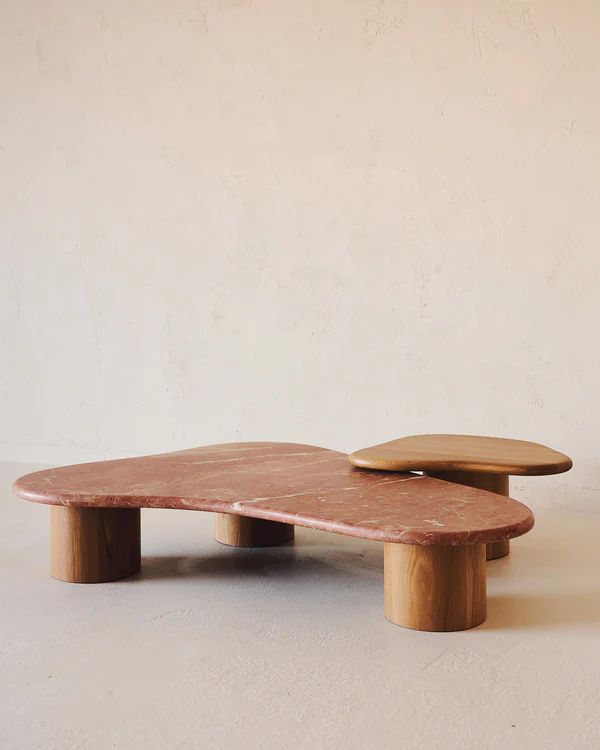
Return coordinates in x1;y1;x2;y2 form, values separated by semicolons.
13;442;535;546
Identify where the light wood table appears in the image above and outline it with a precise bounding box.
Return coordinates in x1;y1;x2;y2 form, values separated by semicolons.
350;434;572;559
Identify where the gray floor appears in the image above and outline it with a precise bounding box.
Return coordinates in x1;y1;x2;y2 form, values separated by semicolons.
1;461;599;749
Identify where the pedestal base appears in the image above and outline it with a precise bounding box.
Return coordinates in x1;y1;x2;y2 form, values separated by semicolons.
50;506;141;583
384;542;487;631
214;513;294;547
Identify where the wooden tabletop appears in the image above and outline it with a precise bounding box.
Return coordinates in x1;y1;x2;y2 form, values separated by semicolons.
350;434;573;475
13;442;534;546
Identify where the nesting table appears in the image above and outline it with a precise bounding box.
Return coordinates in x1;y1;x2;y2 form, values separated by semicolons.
350;434;572;560
13;435;571;632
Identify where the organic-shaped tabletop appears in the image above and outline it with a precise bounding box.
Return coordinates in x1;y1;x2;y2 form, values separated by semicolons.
350;434;572;475
14;441;534;546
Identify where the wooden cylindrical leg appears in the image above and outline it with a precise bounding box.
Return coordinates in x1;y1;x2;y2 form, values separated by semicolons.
384;543;487;631
51;506;141;583
214;513;294;547
485;539;510;559
425;471;510;560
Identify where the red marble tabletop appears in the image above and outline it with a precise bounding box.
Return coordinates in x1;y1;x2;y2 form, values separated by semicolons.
13;442;534;546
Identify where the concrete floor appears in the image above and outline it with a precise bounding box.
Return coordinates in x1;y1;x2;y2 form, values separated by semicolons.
1;462;599;750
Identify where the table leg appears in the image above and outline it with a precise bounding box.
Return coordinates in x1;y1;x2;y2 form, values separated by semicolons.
214;513;294;547
50;506;141;583
384;542;486;631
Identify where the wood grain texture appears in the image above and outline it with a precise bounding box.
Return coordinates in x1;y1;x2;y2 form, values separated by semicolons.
485;539;510;560
384;542;487;631
350;434;572;475
50;506;140;583
425;471;511;560
215;513;294;547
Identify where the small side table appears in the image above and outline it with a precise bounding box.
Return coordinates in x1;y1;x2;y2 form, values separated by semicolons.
350;434;572;559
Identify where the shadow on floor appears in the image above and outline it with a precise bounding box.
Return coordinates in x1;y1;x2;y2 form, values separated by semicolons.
131;511;600;630
136;544;384;584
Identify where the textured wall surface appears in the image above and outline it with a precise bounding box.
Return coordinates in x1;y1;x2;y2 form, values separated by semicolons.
1;1;598;510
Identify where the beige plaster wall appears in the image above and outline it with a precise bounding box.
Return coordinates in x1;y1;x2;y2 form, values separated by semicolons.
1;1;598;509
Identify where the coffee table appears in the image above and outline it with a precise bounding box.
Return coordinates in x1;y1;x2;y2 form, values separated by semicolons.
13;441;541;632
